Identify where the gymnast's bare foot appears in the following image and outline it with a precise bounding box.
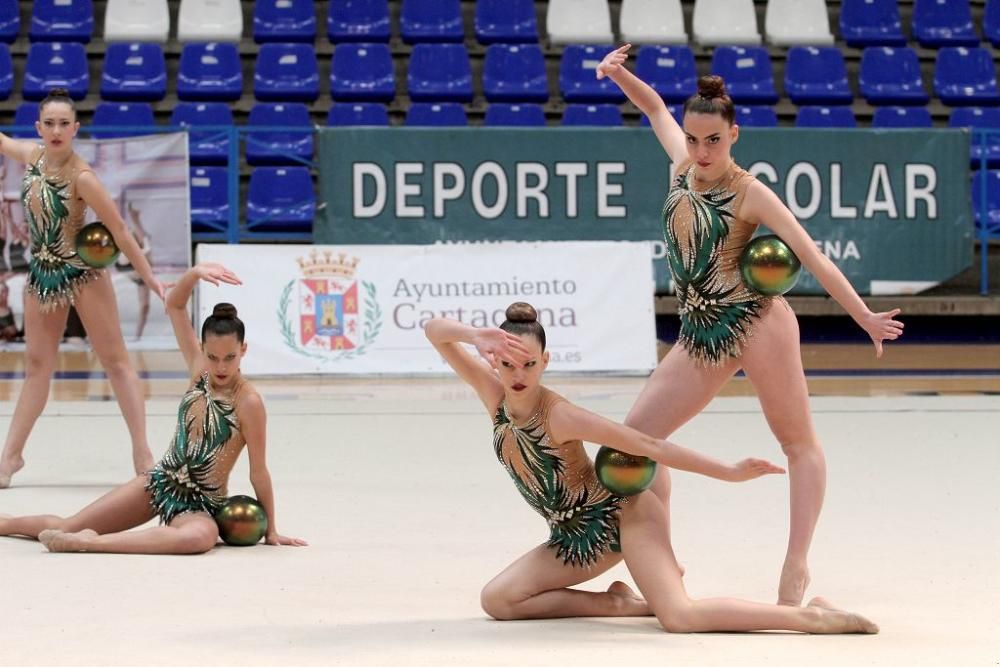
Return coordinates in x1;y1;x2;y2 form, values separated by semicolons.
0;455;24;489
40;529;98;553
607;581;650;616
778;561;810;606
807;596;879;634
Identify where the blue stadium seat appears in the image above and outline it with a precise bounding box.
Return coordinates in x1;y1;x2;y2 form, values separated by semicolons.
247;166;315;233
785;46;853;106
872;106;934;127
476;0;538;44
408;43;473;103
839;0;905;47
23;42;89;100
254;43;319;102
190;167;230;233
13;102;39;138
0;44;11;100
91;102;156;138
253;0;316;43
934;47;1000;106
912;0;978;48
100;43;166;102
636;45;696;103
484;103;546;127
560;45;626;104
327;103;390;126
562;104;623;127
405;103;467;126
640;105;684;126
245;102;314;166
329;43;394;102
483;44;547;103
711;46;778;105
796;106;857;128
170;102;233;165
400;0;463;44
971;169;1000;233
30;0;93;42
986;0;1000;47
950;107;1000;166
0;0;19;43
177;43;242;101
735;105;778;127
327;0;390;42
858;47;929;106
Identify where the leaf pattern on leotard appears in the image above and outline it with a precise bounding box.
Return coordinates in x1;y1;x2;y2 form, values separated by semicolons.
493;402;622;567
662;164;765;365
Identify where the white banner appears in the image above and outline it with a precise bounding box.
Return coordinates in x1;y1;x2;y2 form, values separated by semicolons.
1;132;191;348
196;242;657;375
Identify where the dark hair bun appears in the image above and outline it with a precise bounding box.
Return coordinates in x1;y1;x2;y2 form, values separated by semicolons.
212;302;238;319
696;75;727;100
47;87;71;98
505;302;537;324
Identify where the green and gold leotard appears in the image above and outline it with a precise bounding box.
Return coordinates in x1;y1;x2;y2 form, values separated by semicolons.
492;388;624;567
146;372;248;525
22;147;100;311
663;159;773;366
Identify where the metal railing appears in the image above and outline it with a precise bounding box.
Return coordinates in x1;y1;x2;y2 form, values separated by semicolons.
0;123;319;245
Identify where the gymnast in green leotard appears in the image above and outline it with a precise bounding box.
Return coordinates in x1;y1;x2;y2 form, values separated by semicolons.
0;88;166;488
426;302;878;634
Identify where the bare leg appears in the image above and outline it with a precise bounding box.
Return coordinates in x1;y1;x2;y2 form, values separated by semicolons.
619;491;876;633
134;282;149;340
75;273;154;474
625;343;741;570
0;293;69;488
480;544;650;620
625;343;742;440
741;301;825;606
42;512;219;555
0;476;156;539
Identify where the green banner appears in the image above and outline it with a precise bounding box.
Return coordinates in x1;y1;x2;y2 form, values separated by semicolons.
317;128;972;295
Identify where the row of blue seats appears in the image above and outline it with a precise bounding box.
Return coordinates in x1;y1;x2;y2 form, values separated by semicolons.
11;0;1000;49
188;164;1000;235
4;40;998;108
191;166;313;234
14;98;994;167
829;0;1000;48
639;44;999;107
0;0;532;45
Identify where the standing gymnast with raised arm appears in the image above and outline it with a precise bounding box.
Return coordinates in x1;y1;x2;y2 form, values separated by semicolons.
596;45;904;605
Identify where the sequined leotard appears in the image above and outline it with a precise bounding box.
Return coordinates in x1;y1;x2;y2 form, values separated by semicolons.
492;388;624;567
146;372;248;524
22;147;100;311
663;159;773;366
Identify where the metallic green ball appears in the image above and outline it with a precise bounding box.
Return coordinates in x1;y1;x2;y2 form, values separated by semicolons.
595;446;657;496
739;234;802;296
75;221;120;268
216;495;269;547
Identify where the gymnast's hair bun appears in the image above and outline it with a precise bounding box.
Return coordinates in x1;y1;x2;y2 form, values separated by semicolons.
212;302;238;319
505;302;538;324
696;75;728;100
46;87;72;99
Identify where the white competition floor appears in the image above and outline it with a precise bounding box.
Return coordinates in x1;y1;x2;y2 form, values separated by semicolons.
1;377;997;666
